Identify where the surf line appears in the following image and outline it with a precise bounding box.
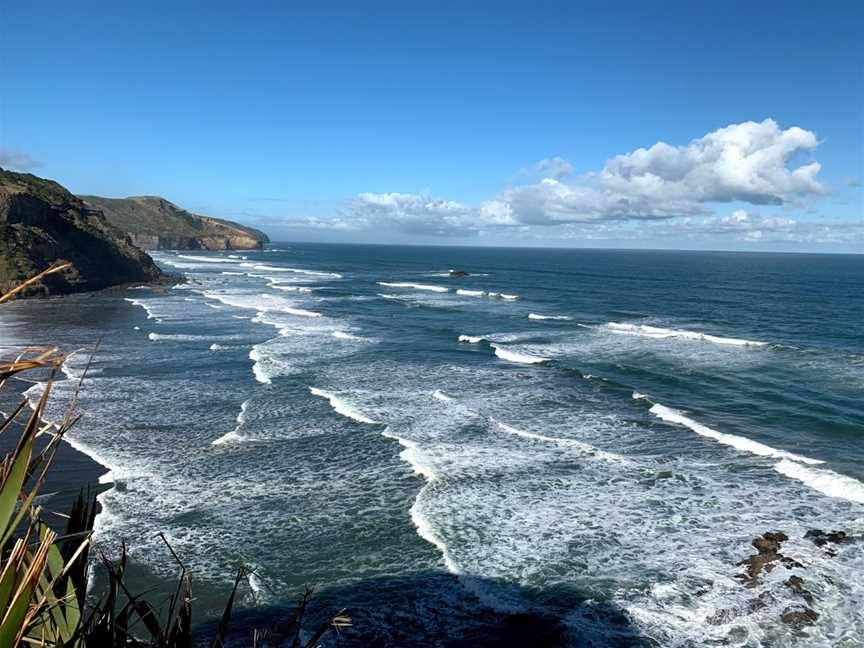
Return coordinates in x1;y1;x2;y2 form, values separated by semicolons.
306;385;460;573
380;426;461;574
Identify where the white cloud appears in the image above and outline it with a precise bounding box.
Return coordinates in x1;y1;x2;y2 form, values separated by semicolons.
499;119;825;225
340;192;480;237
279;119;853;245
543;211;864;246
0;148;40;170
535;156;574;179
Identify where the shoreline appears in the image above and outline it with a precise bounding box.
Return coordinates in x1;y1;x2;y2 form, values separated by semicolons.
0;380;111;537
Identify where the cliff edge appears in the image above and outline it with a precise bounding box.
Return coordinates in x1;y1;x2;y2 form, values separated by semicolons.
0;168;164;297
80;195;269;250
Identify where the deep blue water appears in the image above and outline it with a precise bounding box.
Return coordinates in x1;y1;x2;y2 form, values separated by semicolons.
1;244;862;647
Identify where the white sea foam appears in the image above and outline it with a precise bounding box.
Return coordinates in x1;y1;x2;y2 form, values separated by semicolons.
648;403;823;465
773;460;864;504
124;298;158;319
377;282;449;292
178;254;243;263
607;322;767;347
249;348;271;384
282;307;321;318
272;285;313;293
456;289;486;297
529;313;572;321
212;400;251;445
499;294;519;300
431;390;452;401
309;387;377;424
221;271;245;276
458;335;485;344
332;330;362;340
148;332;216;342
491;344;549;365
247;264;341;278
493;419;623;462
204;292;321;318
379;427;458;573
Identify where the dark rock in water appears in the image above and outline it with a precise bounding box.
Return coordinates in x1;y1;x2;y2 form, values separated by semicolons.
730;531;826;629
0;168;164;297
781;605;819;626
752;532;787;555
737;531;803;585
784;575;815;605
805;529;852;548
448;269;470;277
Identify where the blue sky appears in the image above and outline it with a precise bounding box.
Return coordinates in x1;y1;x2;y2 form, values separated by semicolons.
1;0;862;251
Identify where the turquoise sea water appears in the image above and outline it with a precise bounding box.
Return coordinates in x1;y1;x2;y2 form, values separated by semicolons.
1;244;862;647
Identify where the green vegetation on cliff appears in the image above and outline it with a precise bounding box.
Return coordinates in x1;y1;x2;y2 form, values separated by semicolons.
0;169;164;297
80;195;269;250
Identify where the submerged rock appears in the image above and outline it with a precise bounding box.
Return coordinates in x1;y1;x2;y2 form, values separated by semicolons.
784;575;814;605
805;529;853;547
737;531;800;583
780;605;819;627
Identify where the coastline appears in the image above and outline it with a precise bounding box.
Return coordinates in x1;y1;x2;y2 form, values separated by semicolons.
0;379;110;536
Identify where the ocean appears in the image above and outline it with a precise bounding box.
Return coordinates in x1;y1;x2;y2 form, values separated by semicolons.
1;244;862;647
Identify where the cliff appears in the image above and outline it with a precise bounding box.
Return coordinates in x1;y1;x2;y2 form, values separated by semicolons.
79;195;269;250
0;169;164;297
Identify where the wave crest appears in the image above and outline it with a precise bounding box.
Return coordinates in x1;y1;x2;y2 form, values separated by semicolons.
607;322;767;347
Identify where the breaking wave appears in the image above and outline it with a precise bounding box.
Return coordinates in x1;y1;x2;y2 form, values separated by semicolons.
378;282;449;293
247;264;341;278
178;255;243;264
607;322;767;347
211;400;251;445
309;387;378;424
529;313;572;321
773;459;864;504
203;292;321;318
491;344;549;365
492;419;624;463
147;333;217;342
648;403;823;465
379;427;459;573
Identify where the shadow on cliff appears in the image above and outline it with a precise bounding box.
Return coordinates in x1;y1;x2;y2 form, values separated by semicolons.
196;570;652;648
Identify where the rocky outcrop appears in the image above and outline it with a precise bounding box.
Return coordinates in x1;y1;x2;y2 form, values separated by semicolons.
736;531;802;584
0;168;164;297
80;195;269;250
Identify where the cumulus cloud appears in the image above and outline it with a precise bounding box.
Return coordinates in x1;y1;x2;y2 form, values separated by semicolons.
298;119;843;244
498;119;825;225
535;156;574;179
0;148;40;170
543;210;864;246
339;192;481;237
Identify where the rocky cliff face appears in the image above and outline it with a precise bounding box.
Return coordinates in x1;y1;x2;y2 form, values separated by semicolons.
0;169;164;297
80;195;269;250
